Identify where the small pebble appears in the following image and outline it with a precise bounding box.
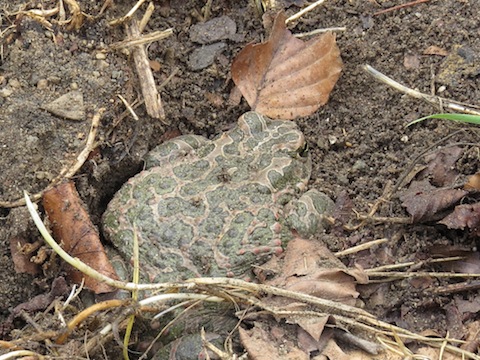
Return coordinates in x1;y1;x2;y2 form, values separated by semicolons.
351;159;368;172
8;79;21;88
190;16;236;44
37;79;48;89
111;70;123;80
0;88;13;97
48;76;62;84
96;52;107;60
42;91;85;121
187;42;226;71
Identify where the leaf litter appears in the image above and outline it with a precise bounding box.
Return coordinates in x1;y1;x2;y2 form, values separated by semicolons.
4;3;480;359
42;181;119;294
400;146;480;236
231;11;342;119
239;237;374;357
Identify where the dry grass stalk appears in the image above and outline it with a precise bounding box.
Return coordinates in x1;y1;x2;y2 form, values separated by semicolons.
109;28;173;50
364;64;480;116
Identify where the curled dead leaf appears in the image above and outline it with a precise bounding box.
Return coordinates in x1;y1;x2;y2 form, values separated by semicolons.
9;236;41;275
464;172;480;190
232;12;342;119
439;202;480;236
43;181;118;293
264;237;367;305
400;180;468;222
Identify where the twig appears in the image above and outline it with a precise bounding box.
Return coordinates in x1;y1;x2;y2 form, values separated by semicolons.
373;0;430;16
294;27;346;38
109;28;173;50
335;238;388;257
366;271;480;279
286;0;327;24
118;95;139;121
108;0;147;26
363;65;480;116
125;20;167;122
366;256;464;273
138;1;154;32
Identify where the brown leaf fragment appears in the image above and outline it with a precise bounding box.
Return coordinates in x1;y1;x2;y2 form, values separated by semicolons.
231;12;342;119
455;295;480;315
461;320;480;353
11;277;68;316
418;146;463;187
404;53;420;69
9;236;40;275
444;302;466;340
265;237;367;305
464;172;480;190
400;180;468;222
439;202;480;236
297;316;331;343
415;347;459;360
423;45;449;56
43;181;119;293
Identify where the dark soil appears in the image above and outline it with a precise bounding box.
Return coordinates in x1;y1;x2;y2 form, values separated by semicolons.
1;0;479;358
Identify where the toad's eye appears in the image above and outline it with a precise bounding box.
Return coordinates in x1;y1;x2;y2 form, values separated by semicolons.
298;143;309;158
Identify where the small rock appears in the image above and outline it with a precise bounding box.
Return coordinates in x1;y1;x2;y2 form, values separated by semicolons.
0;88;13;97
8;78;21;88
37;79;48;89
111;70;123;80
187;42;226;71
48;76;62;84
351;159;368;172
42;91;85;121
189;16;236;44
95;52;107;60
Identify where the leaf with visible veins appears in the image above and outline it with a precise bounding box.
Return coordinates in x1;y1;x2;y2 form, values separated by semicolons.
43;181;119;293
400;180;468;222
232;12;342;119
439;202;480;236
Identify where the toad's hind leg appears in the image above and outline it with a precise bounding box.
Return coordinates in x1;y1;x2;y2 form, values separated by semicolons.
284;190;334;237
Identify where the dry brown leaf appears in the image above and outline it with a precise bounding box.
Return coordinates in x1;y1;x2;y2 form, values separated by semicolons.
420;146;463;187
439;202;480;236
464;172;480;190
263;237;367;306
461;320;480;353
400;180;468;222
416;347;462;360
43;181;119;293
404;53;420;69
9;236;41;275
231;12;342;119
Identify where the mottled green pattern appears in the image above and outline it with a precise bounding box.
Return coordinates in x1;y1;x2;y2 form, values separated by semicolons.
102;112;333;282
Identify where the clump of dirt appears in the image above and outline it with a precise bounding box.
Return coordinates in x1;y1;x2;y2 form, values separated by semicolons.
1;0;479;358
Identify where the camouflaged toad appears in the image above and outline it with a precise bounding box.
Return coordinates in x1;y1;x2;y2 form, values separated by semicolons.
103;112;333;282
